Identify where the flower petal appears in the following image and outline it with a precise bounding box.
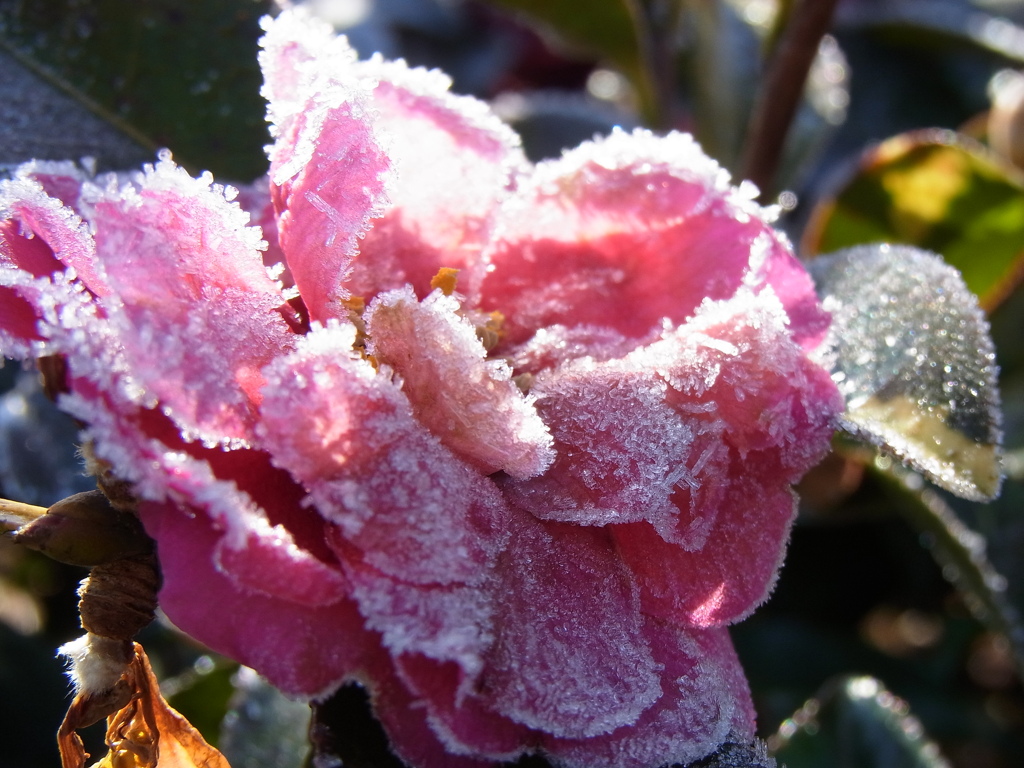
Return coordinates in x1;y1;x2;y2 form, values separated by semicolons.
343;57;525;299
158;452;348;608
88;156;294;444
0;176;104;356
262;10;391;323
393;654;534;762
365;653;502;768
542;622;754;768
486;508;660;739
614;472;797;629
479;129;821;350
142;502;369;697
1;173;106;292
335;544;494;693
259;322;510;586
505;287;832;546
367;287;553;479
502;360;700;533
65;382;349;610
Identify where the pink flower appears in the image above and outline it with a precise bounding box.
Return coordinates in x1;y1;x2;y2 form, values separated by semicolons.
0;9;841;768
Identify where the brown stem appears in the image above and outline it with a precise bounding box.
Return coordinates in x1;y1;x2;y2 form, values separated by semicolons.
740;0;839;198
0;497;47;529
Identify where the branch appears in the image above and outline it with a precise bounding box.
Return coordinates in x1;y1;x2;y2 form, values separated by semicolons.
740;0;839;198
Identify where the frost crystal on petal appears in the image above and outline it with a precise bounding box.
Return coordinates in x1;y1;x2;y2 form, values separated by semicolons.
480;129;823;347
343;56;526;299
367;287;553;479
259;323;510;587
487;509;660;739
88;156;294;444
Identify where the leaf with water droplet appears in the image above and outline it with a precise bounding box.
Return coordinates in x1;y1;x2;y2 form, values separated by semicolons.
771;675;952;768
811;244;1003;500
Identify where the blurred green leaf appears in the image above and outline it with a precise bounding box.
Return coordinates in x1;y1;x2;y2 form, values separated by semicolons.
772;675;951;768
839;0;1024;65
164;655;238;748
874;464;1024;680
483;0;637;69
219;667;311;768
481;0;650;113
803;130;1024;311
682;0;761;171
810;245;1003;501
0;0;272;180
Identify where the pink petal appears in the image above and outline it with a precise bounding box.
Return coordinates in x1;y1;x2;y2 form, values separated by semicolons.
270;90;391;323
142;501;370;697
501;360;702;534
614;477;796;629
394;655;534;761
542;622;755;768
764;242;831;350
259;8;351;147
486;508;660;739
526;286;834;534
234;176;292;289
508;288;838;627
343;57;525;299
14;159;91;212
0;286;45;346
260;10;523;312
648;288;842;483
259;323;510;586
0;264;108;365
159;452;349;608
478;130;803;349
0;176;124;367
507;324;642;375
89;155;294;444
0;212;64;278
63;379;348;609
612;291;837;627
1;175;105;292
365;652;501;768
262;12;391;323
367;287;553;479
335;545;494;690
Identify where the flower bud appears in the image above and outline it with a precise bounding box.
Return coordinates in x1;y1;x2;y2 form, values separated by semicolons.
13;490;152;567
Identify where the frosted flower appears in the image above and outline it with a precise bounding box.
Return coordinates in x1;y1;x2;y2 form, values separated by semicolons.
0;9;841;768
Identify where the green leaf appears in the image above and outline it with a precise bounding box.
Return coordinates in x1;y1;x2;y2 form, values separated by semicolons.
0;0;273;180
839;0;1024;65
218;667;311;768
810;244;1003;501
480;0;649;111
771;675;951;768
163;655;238;748
803;130;1024;311
682;0;761;171
873;463;1024;680
482;0;637;69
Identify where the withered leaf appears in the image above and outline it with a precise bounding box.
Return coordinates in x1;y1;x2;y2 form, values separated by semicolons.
59;643;231;768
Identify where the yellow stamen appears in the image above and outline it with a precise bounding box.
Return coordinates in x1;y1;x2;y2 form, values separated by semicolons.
430;267;460;296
